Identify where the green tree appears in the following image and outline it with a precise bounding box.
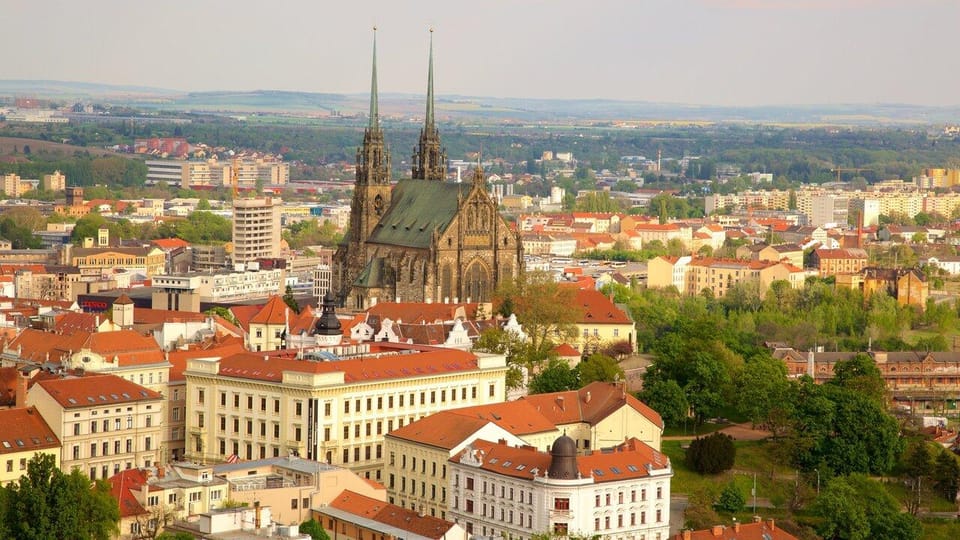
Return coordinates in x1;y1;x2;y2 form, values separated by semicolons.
196;198;212;210
933;450;960;501
831;354;887;406
283;285;300;314
528;358;580;394
475;328;555;390
300;519;331;540
714;483;745;514
0;453;119;540
494;271;582;353
636;379;688;428
814;477;871;540
732;355;792;429
686;433;735;475
576;353;624;386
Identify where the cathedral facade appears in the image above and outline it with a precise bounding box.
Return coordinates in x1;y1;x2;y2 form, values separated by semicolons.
333;32;523;310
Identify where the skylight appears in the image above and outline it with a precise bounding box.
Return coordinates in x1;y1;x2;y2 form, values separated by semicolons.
1;441;10;448
610;466;622;474
626;465;639;472
516;464;526;471
593;469;604;476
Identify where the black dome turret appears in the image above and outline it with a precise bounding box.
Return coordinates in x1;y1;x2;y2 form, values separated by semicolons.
547;434;578;479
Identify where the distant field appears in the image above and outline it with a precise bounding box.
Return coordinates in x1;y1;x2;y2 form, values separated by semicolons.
0;136;119;158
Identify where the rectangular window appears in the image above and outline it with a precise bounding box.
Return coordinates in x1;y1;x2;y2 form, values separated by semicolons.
274;399;280;413
554;498;570;510
657;509;662;522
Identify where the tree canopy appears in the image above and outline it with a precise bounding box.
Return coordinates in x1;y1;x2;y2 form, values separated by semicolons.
0;453;119;540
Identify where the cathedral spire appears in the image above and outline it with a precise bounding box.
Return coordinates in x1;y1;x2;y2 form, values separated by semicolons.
369;27;380;130
425;28;435;130
411;28;447;181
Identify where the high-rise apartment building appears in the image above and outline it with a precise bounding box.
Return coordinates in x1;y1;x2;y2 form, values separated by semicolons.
231;196;282;264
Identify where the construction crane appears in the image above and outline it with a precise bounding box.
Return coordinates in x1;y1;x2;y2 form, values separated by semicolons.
830;167;872;183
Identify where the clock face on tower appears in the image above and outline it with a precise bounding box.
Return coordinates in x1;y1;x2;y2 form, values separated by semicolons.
373;194;384;216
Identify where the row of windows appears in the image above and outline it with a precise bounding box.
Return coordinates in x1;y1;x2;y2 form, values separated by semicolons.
73;415;153;436
393;475;445;501
591;487;661;507
196;383;493;417
594;510;661;530
87;458;152;481
397;455;446;478
458;500;534;529
72;437;150;459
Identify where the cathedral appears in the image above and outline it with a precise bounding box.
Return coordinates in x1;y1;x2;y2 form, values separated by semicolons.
333;31;523;310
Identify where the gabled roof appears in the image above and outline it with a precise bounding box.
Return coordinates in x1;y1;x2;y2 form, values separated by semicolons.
367;179;468;249
249;295;289;325
444;400;558;435
35;374;163;408
521;381;664;429
574;288;632;325
133;307;207;325
326;490;459;540
386;412;493;450
107;469;149;518
150;238;190;250
554;343;581;358
0;407;60;455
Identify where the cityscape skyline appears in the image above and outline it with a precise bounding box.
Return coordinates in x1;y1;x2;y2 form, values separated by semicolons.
3;0;959;107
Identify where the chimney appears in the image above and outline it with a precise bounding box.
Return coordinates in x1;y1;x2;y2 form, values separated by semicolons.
15;371;29;408
711;526;723;537
682;531;692;540
584;391;591;404
556;396;565;410
768;519;775;531
734;521;740;532
157;466;165;479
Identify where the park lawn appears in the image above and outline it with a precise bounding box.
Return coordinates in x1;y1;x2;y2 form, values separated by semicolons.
920;519;960;540
883;480;959;513
661;440;798;507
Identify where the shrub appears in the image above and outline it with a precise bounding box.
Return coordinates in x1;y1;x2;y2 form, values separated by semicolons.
686;432;736;474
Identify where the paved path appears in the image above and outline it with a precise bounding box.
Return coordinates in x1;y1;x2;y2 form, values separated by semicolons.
663;422;772;442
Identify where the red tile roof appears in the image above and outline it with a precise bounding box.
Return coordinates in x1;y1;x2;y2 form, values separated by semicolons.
133;307;207;325
554;343;581;357
34;374;163;408
249;295;290;325
214;348;480;384
520;382;664;429
150;238;190;250
387;412;496;449
326;490;458;540
107;469;149;518
0;407;60;455
8;328;164;367
672;521;796;540
447;400;558;435
0;367;17;406
366;302;480;324
167;336;246;382
574;288;632;325
452;437;668;484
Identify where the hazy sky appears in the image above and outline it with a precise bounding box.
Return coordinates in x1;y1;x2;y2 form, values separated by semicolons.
4;0;958;106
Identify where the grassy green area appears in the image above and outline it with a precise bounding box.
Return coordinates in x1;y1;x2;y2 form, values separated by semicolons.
662;439;798;507
920;519;960;540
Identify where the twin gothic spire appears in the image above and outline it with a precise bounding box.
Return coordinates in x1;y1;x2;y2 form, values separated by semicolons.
358;29;447;183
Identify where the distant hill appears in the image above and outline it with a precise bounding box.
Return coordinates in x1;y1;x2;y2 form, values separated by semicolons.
2;79;959;125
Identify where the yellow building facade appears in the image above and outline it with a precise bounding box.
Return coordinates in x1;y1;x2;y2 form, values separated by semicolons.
183;346;508;481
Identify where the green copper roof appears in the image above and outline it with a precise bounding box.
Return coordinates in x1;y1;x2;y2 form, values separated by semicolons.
354;257;389;288
367;179;464;249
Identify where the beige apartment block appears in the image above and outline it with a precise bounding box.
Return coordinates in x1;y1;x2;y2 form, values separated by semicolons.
184;345;508;481
27;374;164;481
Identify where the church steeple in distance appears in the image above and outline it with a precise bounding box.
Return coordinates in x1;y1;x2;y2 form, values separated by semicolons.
411;29;447;181
356;26;390;186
